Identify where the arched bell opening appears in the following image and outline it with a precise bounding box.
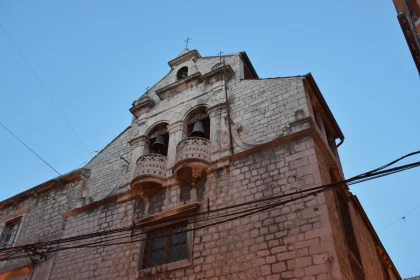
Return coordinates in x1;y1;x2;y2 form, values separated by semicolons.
185;106;210;140
148;123;169;156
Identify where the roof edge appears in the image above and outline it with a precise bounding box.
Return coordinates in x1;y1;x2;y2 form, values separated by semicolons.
352;195;402;280
303;73;344;140
0;168;90;210
239;51;259;79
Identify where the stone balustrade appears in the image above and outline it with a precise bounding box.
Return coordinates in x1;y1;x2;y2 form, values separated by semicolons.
175;137;211;164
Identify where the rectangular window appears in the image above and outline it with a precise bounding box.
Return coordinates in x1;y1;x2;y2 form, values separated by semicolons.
0;217;22;248
142;222;188;269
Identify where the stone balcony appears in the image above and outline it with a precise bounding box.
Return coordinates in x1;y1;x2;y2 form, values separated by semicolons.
173;137;211;182
131;154;167;198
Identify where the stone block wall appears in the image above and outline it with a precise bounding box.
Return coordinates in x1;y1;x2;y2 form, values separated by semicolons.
85;128;132;202
229;77;308;146
0;50;401;280
0;181;83;274
49;201;139;280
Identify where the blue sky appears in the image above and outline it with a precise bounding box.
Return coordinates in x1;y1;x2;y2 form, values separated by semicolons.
0;0;419;277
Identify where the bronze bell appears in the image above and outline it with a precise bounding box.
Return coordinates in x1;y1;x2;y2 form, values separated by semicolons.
151;136;166;155
190;121;206;138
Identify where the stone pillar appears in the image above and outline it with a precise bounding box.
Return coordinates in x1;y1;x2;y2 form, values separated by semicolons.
167;121;187;169
315;111;326;137
219;105;232;159
75;169;91;207
128;135;150;180
207;104;223;162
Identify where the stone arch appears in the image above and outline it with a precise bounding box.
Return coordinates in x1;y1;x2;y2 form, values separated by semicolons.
182;104;210;139
145;121;170;156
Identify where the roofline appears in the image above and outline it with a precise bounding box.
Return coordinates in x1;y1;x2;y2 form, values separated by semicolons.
303;73;344;140
0;168;90;210
239;51;259;79
85;126;131;166
352;195;402;279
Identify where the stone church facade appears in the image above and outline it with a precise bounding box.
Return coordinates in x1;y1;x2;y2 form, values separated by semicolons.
0;49;401;280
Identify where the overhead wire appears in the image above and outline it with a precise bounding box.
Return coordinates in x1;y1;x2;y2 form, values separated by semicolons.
0;21;90;155
0;122;61;176
1;151;419;261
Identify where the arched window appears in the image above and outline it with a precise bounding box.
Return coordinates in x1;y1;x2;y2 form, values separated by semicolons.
148;123;169;156
184;106;210;140
177;66;188;80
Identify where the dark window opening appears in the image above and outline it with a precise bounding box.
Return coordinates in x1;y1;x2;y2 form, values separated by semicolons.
185;107;210;140
148;124;169;156
142;222;188;269
177;66;188;80
334;189;362;265
0;217;22;248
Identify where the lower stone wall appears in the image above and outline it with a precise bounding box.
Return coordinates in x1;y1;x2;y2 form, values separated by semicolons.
46;136;343;280
49;201;139;280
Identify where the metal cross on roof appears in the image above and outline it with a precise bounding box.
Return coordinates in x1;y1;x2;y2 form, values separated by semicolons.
184;37;191;48
217;51;223;61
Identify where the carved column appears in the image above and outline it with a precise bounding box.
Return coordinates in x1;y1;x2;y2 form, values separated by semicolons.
129;135;150;179
315;111;326;137
207;104;223;162
167;121;188;169
75;169;91;207
219;105;232;159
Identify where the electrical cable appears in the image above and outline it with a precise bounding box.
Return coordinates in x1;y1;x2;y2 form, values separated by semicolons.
0;121;61;176
0;21;90;154
1;152;419;261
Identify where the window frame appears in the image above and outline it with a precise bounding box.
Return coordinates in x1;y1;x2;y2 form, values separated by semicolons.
142;221;189;269
137;218;194;276
0;214;25;249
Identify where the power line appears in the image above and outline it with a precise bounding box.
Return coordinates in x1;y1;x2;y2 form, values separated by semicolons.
2;153;419;255
0;21;90;154
1;152;419;261
381;201;420;232
0;121;61;176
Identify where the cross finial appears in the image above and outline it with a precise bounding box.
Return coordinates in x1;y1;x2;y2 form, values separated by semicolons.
217;51;223;61
184;37;192;48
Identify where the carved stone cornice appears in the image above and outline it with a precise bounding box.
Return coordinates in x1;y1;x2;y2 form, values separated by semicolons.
167;121;187;134
129;135;150;148
168;50;201;68
129;95;155;118
136;202;200;226
155;72;203;100
203;65;235;82
0;168;91;210
206;103;227;118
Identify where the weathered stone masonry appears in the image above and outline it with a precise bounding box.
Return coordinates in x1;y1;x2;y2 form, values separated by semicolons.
0;49;401;280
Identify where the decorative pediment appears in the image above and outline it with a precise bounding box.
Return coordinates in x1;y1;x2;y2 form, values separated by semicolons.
155;72;203;100
129;95;155;118
203;65;235;82
168;49;201;68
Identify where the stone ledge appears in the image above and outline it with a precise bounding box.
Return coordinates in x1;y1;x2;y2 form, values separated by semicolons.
2;208;29;222
137;258;191;279
64;190;135;217
155;72;203;100
136;202;200;226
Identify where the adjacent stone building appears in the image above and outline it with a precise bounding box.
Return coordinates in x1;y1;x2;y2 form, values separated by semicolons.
393;0;420;75
0;49;402;279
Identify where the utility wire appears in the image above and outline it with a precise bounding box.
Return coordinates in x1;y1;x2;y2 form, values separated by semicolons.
1;152;419;260
0;21;90;154
381;201;420;232
1;155;419;255
0;122;61;176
